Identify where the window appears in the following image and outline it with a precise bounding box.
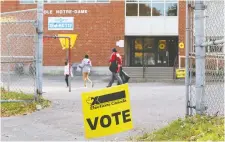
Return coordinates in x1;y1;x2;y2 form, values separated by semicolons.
20;0;109;4
165;0;178;16
139;3;151;16
96;0;109;2
51;0;66;3
66;0;79;2
126;0;178;17
152;3;164;16
152;0;164;2
126;0;138;2
20;0;35;4
126;3;138;16
80;0;95;2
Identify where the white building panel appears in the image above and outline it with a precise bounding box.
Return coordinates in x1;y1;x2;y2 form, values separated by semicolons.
125;17;178;36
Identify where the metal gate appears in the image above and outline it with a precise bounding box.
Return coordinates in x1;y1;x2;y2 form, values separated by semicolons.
185;0;224;116
1;9;37;96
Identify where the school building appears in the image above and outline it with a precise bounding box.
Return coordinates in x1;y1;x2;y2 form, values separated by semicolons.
1;0;187;79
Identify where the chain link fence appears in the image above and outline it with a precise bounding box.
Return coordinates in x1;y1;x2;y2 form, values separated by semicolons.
187;0;224;116
1;9;37;95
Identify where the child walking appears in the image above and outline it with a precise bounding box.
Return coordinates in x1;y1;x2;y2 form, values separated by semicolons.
64;61;73;87
80;54;93;88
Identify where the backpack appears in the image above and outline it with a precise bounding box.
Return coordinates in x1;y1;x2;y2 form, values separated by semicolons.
109;53;118;73
109;60;118;73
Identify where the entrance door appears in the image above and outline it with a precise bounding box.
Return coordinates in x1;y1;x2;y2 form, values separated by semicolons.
143;38;156;67
128;36;178;67
167;38;178;66
156;39;169;66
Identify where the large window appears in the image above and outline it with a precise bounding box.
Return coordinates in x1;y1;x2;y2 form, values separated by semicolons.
20;0;110;4
126;0;178;16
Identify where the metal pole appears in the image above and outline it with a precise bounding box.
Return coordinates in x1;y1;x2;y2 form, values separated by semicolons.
194;0;206;115
185;0;190;116
224;6;225;110
68;38;71;92
36;0;44;97
66;38;69;62
6;38;11;92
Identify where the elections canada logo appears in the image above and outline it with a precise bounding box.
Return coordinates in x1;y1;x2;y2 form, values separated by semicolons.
86;91;127;110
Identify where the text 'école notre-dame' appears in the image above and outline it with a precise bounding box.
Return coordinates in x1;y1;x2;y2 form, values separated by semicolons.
44;10;88;15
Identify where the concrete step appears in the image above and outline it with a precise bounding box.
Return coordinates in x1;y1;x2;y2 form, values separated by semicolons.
123;67;174;81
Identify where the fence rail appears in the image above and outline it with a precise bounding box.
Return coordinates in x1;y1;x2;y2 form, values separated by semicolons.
1;9;37;97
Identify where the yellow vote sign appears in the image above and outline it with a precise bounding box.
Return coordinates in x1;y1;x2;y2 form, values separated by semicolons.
81;83;133;139
176;68;186;78
58;34;78;50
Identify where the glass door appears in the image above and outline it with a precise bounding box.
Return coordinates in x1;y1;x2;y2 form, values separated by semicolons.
130;37;143;66
143;38;156;66
156;39;169;66
128;36;178;67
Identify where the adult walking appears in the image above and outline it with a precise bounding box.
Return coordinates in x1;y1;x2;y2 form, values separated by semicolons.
80;54;94;88
107;48;123;87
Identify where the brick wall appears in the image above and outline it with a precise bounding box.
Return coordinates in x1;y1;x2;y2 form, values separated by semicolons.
1;0;186;67
178;0;186;67
1;1;125;66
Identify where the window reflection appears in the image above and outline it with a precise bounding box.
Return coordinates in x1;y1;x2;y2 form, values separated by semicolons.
139;3;151;16
126;4;138;16
152;3;164;16
135;38;143;51
134;52;143;66
144;38;154;51
126;0;178;17
165;3;177;16
126;0;138;2
134;38;143;66
144;53;155;65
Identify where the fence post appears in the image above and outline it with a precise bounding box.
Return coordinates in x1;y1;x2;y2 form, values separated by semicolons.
194;0;206;115
6;38;11;92
185;0;190;116
69;38;71;92
36;0;44;97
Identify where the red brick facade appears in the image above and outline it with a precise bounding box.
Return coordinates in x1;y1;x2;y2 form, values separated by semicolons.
178;1;186;67
1;0;186;67
1;1;125;66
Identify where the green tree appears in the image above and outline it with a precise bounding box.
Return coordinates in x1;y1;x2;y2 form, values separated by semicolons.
166;4;177;16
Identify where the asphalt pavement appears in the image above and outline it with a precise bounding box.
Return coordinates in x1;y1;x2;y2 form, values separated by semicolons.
1;75;186;141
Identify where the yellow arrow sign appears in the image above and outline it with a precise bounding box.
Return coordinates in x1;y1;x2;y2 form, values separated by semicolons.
58;34;78;50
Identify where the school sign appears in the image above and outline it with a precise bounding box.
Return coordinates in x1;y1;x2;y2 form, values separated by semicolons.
48;17;74;31
81;84;133;138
